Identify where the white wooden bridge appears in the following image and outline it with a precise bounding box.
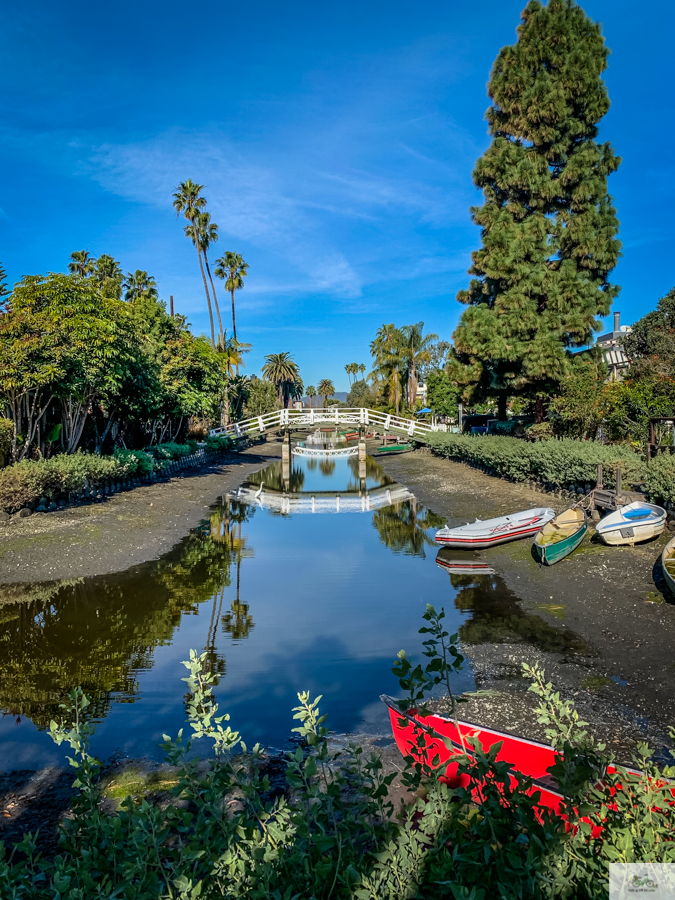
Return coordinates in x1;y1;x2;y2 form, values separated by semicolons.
210;407;445;441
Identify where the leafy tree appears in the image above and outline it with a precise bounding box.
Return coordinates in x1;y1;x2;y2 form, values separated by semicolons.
426;370;460;418
346;379;376;408
370;324;405;414
400;322;437;407
452;0;621;421
419;340;451;381
551;354;610;439
123;270;158;303
67;250;95;277
243;379;279;418
93;254;124;300
0;274;137;458
159;331;226;423
317;378;335;408
214;251;249;350
173;180;216;347
262;352;301;408
623;287;675;376
305;384;317;408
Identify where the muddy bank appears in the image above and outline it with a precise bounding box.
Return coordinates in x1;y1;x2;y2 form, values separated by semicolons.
377;448;675;760
0;442;280;590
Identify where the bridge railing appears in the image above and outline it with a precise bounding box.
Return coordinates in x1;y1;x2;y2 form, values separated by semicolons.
210;408;445;442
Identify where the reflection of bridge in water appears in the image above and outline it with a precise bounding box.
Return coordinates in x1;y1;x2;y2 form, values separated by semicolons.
292;445;358;458
234;483;413;514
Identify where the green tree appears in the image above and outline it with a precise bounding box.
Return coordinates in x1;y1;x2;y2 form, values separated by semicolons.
214;251;249;352
93;254;124;300
305;384;317;408
426;370;460;418
452;0;621;421
172;180;216;348
400;322;437;407
317;378;334;408
550;354;610;439
370;324;405;415
0;263;9;311
623;287;675;375
123;270;158;303
68;250;95;277
262;353;301;408
346;380;376;408
243;379;279;418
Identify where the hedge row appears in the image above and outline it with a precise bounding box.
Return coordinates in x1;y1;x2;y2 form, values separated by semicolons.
0;437;234;514
426;433;654;496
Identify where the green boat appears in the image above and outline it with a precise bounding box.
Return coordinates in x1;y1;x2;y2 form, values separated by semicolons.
376;443;412;454
533;507;587;565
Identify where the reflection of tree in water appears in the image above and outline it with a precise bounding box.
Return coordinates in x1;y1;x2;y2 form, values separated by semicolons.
318;458;336;477
446;570;592;655
347;455;394;490
306;456;318;471
372;499;446;558
0;496;257;729
248;461;305;493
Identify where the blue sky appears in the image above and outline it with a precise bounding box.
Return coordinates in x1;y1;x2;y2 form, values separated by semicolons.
1;0;672;391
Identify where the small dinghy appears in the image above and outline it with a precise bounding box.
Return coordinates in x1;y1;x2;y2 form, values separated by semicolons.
435;507;555;549
661;535;675;596
595;501;666;546
533;507;587;566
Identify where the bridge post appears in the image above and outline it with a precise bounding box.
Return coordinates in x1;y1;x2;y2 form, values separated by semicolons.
282;429;291;489
358;426;367;464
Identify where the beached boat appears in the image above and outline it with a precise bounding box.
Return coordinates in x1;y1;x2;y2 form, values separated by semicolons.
381;697;672;823
435;550;495;576
595;501;666;546
435;507;555;550
661;535;675;596
376;443;412;455
533;507;587;566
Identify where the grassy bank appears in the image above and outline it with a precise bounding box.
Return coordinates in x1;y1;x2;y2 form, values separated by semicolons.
426;432;675;506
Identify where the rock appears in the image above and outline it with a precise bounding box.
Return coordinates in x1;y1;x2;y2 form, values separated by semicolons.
18;507;33;517
48;501;57;511
58;499;66;508
38;497;48;508
0;510;10;523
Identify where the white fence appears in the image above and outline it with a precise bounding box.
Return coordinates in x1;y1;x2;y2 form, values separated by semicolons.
211;408;445;442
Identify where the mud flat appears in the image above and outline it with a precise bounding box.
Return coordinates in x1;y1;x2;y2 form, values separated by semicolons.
0;442;280;591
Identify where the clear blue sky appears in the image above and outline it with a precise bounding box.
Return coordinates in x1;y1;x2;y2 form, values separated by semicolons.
1;1;671;391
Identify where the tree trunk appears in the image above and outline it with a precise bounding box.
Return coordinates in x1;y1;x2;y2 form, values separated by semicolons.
535;395;544;424
497;393;508;421
203;251;224;346
196;247;216;347
230;289;239;376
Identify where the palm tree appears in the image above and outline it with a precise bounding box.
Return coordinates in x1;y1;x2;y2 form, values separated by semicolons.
344;364;351;386
370;324;405;415
262;352;301;408
305;385;317;408
93;254;124;300
195;211;225;347
123;270;158;302
172;179;216;347
219;338;252;377
358;363;366;380
214;251;248;350
68;250;95;277
317;379;335;409
400;322;438;407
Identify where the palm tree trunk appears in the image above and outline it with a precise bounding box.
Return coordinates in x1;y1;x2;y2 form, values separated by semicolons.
230;289;238;344
196;247;216;347
203;251;224;346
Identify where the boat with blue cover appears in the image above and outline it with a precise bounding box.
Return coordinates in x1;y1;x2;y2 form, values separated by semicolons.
595;501;666;546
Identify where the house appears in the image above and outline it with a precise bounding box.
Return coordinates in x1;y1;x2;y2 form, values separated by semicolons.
595;311;632;380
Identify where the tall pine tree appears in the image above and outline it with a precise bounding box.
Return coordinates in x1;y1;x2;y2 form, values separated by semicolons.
452;0;621;420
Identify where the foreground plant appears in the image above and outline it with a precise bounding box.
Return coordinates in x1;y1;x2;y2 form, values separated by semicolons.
0;613;672;900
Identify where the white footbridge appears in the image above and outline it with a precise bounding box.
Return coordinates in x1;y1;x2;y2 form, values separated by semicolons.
210;407;445;441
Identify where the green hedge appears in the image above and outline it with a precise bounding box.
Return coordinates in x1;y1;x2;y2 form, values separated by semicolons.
204;434;233;453
426;433;646;492
145;441;196;462
643;453;675;506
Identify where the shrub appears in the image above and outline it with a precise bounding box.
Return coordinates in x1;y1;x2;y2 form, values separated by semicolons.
427;432;645;490
147;442;193;461
0;417;12;467
643;452;675;506
204;434;232;453
112;448;155;477
0;607;672;900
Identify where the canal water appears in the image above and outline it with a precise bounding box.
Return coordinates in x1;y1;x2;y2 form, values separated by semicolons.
0;446;580;770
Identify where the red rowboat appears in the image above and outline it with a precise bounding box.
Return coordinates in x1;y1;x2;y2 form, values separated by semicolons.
434;507;555;549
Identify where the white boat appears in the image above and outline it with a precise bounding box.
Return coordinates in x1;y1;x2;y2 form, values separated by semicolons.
595;501;666;546
434;507;555;550
662;535;675;595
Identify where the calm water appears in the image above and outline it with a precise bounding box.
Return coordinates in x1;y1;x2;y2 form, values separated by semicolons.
0;447;581;770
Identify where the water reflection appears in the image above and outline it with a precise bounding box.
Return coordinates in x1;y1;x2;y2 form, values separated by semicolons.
373;499;446;558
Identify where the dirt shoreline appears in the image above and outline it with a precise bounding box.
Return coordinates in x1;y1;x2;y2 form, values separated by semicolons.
0;442;281;591
375;448;675;761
